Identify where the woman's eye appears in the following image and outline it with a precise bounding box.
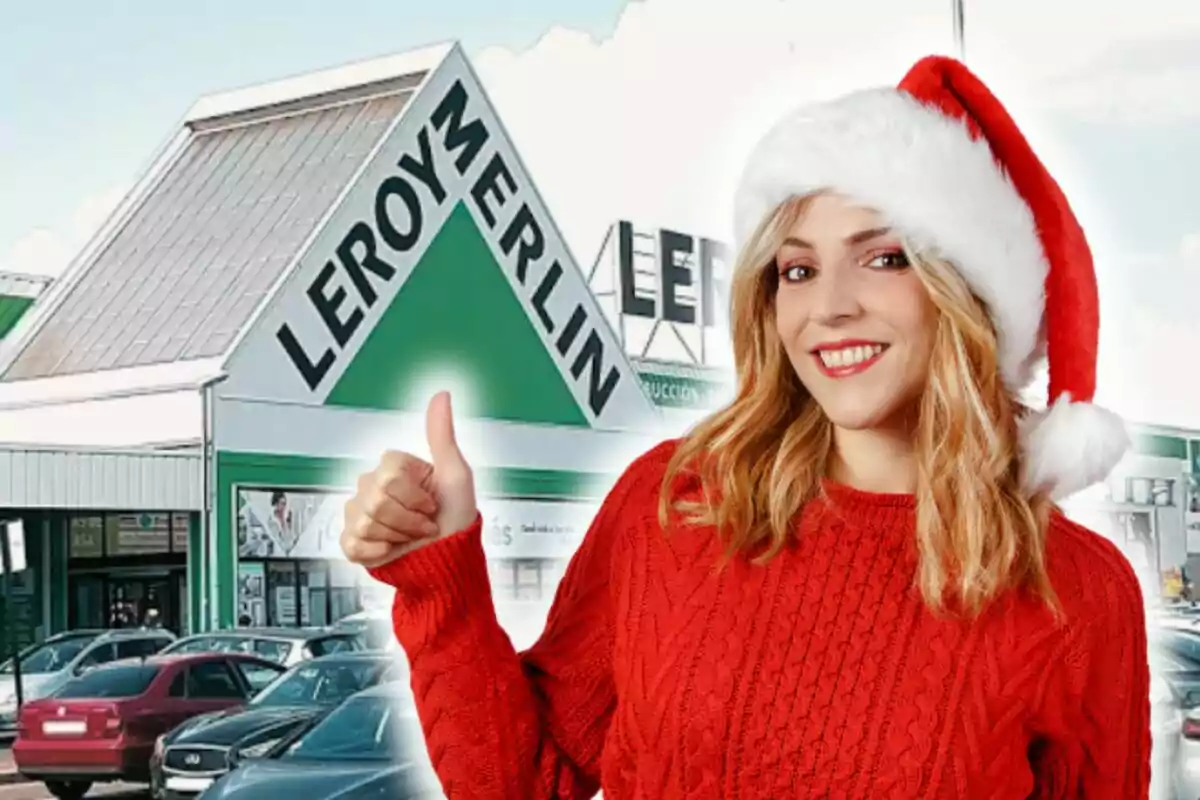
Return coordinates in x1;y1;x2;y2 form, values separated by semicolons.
865;250;910;269
779;264;814;283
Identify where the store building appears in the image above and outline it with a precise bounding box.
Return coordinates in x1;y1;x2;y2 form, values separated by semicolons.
0;42;1194;649
0;43;724;645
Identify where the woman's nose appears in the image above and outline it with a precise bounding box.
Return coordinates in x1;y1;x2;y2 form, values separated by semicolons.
809;266;863;324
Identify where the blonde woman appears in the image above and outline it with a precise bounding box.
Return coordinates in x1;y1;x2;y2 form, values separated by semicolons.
341;56;1149;798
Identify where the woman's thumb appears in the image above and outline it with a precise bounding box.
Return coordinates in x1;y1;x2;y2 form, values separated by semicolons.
425;391;467;471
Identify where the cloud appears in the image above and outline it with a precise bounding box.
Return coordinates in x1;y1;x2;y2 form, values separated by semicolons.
0;183;128;277
1094;239;1200;428
473;0;1200;269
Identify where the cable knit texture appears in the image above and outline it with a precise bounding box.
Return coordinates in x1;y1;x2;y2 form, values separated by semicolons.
368;439;1151;799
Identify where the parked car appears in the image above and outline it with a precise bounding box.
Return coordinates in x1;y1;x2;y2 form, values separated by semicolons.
150;651;406;798
202;683;443;799
1153;629;1200;708
332;609;397;651
159;627;363;667
0;628;176;740
11;652;285;800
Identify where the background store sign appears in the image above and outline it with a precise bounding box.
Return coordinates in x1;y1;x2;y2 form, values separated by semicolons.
481;499;600;561
225;48;652;430
237;487;349;561
637;371;729;409
616;221;730;328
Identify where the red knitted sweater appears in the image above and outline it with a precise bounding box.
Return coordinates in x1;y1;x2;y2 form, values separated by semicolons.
369;440;1151;799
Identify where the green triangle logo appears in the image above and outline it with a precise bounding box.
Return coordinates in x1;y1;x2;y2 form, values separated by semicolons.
325;201;589;426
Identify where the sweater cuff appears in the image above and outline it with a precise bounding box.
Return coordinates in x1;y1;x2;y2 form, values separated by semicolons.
366;513;491;610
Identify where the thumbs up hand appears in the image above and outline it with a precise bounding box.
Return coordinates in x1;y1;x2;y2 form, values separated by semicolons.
341;392;479;569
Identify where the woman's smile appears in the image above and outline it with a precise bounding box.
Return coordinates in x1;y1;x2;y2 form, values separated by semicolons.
810;340;890;378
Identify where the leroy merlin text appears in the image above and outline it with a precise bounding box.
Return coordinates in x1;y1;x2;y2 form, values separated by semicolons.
276;79;621;416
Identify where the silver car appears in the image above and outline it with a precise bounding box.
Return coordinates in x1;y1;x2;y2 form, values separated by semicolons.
0;628;176;740
159;627;364;667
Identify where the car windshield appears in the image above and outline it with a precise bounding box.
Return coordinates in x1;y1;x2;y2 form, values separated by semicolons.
279;695;412;762
0;636;98;675
307;636;360;658
252;662;383;708
56;664;161;699
166;636;252;655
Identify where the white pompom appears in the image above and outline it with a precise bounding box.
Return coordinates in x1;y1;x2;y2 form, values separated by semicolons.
1019;394;1130;501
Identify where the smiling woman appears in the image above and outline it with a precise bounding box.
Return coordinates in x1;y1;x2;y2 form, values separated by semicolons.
344;54;1150;799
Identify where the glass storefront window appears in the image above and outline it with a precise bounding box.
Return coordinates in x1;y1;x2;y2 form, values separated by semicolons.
489;560;517;601
268;562;298;627
328;561;361;624
300;562;329;626
515;561;543;601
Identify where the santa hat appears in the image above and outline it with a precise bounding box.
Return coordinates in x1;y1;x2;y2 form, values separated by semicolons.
733;55;1128;500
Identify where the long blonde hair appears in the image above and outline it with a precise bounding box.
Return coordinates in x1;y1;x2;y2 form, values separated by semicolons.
658;195;1057;618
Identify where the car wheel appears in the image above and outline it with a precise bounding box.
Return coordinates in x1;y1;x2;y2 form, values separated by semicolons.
44;780;92;800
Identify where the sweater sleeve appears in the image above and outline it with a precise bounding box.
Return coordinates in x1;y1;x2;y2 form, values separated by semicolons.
366;449;653;799
1072;573;1152;798
1032;535;1152;798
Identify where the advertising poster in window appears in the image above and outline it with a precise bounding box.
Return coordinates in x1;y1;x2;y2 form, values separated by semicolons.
236;487;350;560
237;562;267;626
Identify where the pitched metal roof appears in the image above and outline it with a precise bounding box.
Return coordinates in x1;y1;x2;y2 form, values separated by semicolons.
0;45;453;383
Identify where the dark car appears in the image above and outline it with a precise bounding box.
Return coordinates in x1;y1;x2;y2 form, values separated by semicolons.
150;652;406;798
11;652;285;800
159;627;363;667
201;682;442;799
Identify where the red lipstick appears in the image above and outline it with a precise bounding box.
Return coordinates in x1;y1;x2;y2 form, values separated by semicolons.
810;340;888;379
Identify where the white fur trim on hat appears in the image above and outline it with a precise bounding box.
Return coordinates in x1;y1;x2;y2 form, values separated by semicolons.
1018;394;1130;501
733;87;1049;391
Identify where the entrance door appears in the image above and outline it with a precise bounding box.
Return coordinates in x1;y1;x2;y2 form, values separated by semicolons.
109;577;173;631
71;576;106;629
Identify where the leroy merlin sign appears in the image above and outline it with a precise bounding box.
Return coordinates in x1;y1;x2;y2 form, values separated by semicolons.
227;49;651;430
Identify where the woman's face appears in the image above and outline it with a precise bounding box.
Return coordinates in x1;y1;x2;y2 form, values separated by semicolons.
773;192;937;432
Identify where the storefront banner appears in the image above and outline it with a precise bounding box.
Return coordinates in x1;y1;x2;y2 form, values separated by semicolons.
480;499;600;561
237;488;350;560
239;487;599;563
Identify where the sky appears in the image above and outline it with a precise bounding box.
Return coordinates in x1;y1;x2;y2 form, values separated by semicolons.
2;0;1199;428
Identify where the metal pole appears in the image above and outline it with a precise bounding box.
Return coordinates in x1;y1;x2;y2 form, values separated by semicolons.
951;0;966;60
198;374;229;634
1;522;24;712
200;383;210;634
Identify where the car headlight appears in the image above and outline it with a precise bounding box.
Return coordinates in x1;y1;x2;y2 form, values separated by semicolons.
235;737;281;761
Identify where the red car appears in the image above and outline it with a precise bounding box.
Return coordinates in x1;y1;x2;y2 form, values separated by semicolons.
13;652;285;800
